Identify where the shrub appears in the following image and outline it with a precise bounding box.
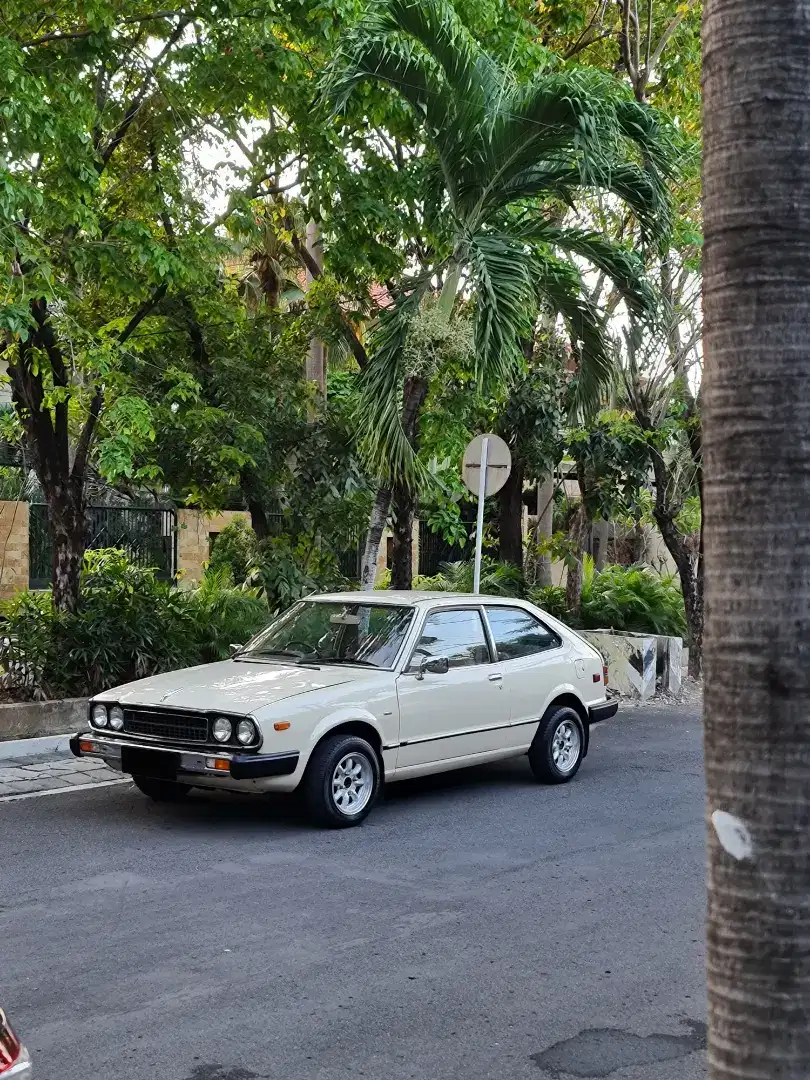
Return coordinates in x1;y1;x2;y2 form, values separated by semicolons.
529;585;568;621
580;560;686;637
415;557;525;597
188;566;269;662
208;518;260;585
53;549;197;696
0;550;272;700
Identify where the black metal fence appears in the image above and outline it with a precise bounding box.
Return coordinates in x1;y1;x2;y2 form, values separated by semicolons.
29;504;177;589
418;520;473;578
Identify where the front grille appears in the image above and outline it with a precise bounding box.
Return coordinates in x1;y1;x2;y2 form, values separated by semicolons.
122;708;208;744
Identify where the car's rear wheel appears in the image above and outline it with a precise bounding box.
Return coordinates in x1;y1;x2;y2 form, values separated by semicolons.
528;705;585;784
303;733;381;828
132;775;191;802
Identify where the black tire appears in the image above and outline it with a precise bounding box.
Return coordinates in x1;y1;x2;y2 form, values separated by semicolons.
302;733;381;828
132;774;191;802
528;705;585;784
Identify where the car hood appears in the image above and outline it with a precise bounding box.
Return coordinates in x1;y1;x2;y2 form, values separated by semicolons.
101;660;364;714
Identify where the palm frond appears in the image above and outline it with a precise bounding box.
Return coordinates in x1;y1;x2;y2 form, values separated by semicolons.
519;218;655;315
322;26;451;163
380;0;495;111
356;273;433;486
465;229;536;386
533;252;615;418
323;0;493;204
484;68;614;182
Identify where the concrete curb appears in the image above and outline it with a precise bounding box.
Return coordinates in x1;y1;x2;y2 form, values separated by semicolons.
0;733;74;763
0;698;86;741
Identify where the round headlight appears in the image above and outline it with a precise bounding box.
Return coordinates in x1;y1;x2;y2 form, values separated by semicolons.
109;705;124;731
91;704;108;728
212;717;232;743
236;719;257;746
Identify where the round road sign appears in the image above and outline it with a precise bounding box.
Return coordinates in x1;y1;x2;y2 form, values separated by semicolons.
462;433;512;497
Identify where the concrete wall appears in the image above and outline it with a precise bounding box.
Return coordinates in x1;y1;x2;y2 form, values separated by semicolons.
375;523;420;584
582;630;657;701
0;501;29;599
176;509;251;587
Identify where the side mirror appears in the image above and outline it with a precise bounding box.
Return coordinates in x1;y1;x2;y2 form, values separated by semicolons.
418;655;449;678
229;643;243;657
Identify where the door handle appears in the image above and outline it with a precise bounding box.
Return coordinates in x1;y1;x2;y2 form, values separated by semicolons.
488;673;503;682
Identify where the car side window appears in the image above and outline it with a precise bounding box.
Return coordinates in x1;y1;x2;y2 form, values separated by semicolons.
409;609;491;670
485;607;562;661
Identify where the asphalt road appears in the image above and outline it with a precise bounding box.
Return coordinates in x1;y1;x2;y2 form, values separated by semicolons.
1;707;707;1080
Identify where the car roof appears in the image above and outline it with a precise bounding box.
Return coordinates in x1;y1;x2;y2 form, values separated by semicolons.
309;591;530;608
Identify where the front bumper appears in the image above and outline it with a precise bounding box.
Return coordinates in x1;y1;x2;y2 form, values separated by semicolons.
588;696;619;724
70;734;299;781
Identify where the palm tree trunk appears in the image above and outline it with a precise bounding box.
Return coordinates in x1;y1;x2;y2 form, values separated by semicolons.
498;461;525;568
390;482;414;589
703;0;810;1075
384;373;429;590
359;486;391;590
564;501;589;616
534;475;554;587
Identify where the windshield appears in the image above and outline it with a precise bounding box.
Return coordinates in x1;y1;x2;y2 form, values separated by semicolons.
239;601;414;670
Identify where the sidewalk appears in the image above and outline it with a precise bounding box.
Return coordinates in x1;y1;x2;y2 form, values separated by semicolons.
0;747;127;800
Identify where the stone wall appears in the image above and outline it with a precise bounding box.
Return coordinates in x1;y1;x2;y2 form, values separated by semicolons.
0;501;29;599
176;509;251;587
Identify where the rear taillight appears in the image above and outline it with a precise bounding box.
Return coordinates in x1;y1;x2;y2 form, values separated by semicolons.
603;663;609;687
0;1010;21;1073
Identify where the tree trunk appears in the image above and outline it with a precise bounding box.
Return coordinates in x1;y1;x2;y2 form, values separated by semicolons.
591;518;609;571
384;373;428;590
304;219;326;400
390;482;414;589
654;502;703;677
49;495;85;613
534;475;554;587
248;500;268;541
360;485;391;589
498;460;525;568
702;0;810;1076
564;501;589;616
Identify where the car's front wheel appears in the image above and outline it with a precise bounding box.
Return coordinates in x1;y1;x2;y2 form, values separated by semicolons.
302;733;381;827
132;775;192;802
528;705;585;784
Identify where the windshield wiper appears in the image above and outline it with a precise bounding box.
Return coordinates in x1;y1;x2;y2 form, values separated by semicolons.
238;649;320;667
319;657;379;668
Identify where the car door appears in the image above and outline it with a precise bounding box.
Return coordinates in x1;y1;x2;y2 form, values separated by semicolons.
483;606;572;748
394;606;509;771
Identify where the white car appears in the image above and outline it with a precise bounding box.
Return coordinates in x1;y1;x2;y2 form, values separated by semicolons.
71;592;617;827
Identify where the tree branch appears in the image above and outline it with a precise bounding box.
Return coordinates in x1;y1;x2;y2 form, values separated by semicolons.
98;18;189;171
71;389;103;486
618;0;637;85
119;284;169;344
564;29;614;59
631;0;641;86
20;10;189;48
646;0;697;81
563;0;607;58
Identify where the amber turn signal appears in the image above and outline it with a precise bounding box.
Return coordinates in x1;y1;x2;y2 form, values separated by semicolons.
274;721;291;731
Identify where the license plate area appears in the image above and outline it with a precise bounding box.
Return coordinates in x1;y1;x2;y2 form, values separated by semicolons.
121;747;178;780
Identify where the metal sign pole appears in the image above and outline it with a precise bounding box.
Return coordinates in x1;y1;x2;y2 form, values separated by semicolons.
473;437;489;594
